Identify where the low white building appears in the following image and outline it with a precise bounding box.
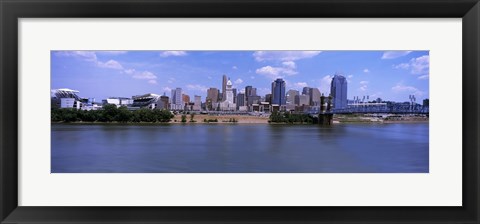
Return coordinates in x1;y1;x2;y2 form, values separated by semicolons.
60;98;80;109
103;97;133;107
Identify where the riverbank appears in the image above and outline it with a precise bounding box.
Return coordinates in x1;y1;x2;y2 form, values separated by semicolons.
172;114;269;124
333;114;428;124
51;115;428;125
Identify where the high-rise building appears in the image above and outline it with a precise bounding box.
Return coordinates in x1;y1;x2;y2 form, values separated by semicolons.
222;74;227;101
170;88;183;110
265;94;272;104
219;79;236;111
271;78;286;105
245;85;257;106
245;86;256;97
171;88;182;105
295;95;310;106
237;93;245;107
331;74;348;109
206;88;219;103
286;89;299;105
302;87;310;96
309;88;321;106
423;99;429;107
182;94;190;104
247;95;261;106
232;88;237;103
160;95;169;110
206;87;219;111
193;95;201;111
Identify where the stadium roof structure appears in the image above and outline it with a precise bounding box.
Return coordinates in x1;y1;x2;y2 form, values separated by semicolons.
51;88;81;100
132;93;161;108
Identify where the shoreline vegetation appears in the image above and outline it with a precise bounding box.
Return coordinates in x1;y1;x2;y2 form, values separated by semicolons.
51;106;428;125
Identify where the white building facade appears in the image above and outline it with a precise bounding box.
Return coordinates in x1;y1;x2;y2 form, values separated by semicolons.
219;79;236;111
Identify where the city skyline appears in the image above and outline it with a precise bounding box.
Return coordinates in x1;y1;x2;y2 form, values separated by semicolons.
51;50;429;102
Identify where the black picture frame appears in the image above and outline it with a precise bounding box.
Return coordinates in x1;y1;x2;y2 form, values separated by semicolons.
1;0;479;223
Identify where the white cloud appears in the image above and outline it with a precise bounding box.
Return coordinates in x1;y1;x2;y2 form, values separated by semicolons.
293;82;308;89
255;66;282;77
394;55;429;75
418;75;429;80
133;71;157;80
382;51;412;59
97;51;128;55
250;76;255;79
97;60;124;70
168;78;176;83
394;63;410;70
363;69;370;73
234;78;243;84
282;61;296;69
319;75;334;96
163;87;172;92
186;84;208;92
255;61;298;80
253;51;321;62
208;76;213;80
56;51;129;72
255;65;297;80
391;83;424;96
359;81;369;91
148;80;158;85
232;66;238;70
160;51;187;57
56;51;98;62
409;55;430;75
347;75;353;79
124;69;135;75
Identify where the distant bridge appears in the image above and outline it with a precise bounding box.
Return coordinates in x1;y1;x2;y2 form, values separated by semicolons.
306;103;429;115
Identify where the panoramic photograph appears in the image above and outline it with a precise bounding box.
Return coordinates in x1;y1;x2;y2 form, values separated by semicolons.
51;50;429;173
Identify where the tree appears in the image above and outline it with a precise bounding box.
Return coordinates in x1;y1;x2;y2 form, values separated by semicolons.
153;109;174;122
135;108;156;122
269;111;285;123
101;104;119;122
181;114;187;123
116;106;132;122
63;109;79;122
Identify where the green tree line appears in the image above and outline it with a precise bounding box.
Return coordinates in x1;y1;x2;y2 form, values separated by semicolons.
269;111;315;124
51;104;174;123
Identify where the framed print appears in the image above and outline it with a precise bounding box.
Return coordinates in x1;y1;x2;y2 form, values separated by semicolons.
1;0;479;223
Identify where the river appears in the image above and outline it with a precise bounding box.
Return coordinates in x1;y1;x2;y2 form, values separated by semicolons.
51;123;429;173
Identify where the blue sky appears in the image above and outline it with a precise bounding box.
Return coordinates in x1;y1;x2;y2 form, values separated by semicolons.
51;50;429;102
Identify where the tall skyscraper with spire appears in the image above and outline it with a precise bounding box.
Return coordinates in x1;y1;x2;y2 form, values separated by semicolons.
330;74;348;109
219;78;236;111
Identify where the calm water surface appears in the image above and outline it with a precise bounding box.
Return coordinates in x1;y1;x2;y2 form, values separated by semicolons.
51;123;429;173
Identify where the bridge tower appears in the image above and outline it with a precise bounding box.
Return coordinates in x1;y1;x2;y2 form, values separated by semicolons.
318;94;333;125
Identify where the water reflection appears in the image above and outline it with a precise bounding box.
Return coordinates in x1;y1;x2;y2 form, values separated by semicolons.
51;123;429;173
